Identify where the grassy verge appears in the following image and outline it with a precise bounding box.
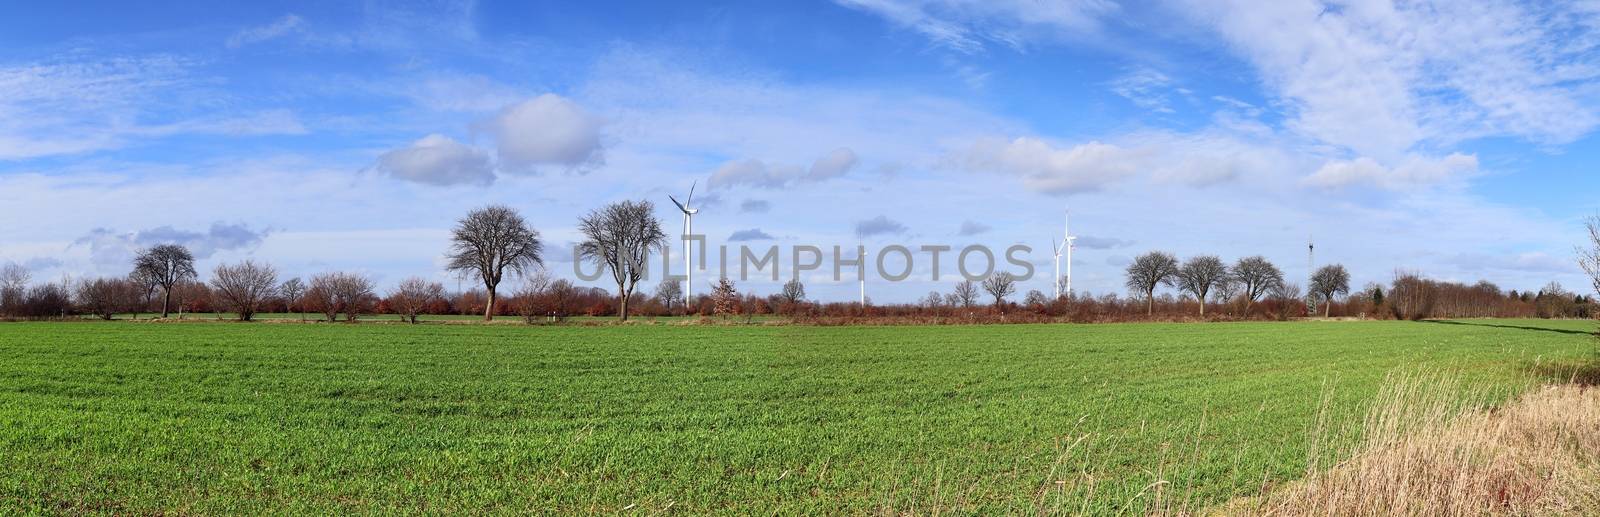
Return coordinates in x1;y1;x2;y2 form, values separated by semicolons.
1220;372;1600;516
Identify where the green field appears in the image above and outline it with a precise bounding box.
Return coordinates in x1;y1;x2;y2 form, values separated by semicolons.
0;319;1594;514
108;312;778;324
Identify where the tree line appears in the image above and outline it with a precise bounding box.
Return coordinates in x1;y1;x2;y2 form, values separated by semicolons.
4;213;1599;324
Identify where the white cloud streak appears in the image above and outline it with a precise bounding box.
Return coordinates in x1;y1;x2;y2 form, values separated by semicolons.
227;14;305;48
846;0;1600;189
1305;153;1479;190
0;56;305;160
1176;0;1600;157
833;0;1116;53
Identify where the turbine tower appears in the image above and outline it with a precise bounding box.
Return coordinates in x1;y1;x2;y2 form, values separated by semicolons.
668;181;700;312
1052;236;1063;299
1051;210;1078;299
858;242;867;306
1064;210;1077;298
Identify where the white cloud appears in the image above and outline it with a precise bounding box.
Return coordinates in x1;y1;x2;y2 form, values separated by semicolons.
956;220;991;236
375;134;495;186
1211;95;1261;116
707;148;861;189
739;199;771;213
855;215;909;238
227;14;305;48
954;137;1141;194
954;120;1346;194
708;159;800;189
1109;67;1177;113
483;94;604;174
1305;153;1478;190
728;228;775;241
807;147;859;181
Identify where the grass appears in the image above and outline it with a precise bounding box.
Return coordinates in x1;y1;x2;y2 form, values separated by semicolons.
105;312;779;323
0;319;1594;514
1228;374;1600;515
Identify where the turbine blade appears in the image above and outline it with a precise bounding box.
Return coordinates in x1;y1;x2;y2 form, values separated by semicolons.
686;180;697;206
668;195;687;213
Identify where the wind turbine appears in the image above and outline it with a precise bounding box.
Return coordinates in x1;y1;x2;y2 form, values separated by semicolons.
1054;210;1077;299
668;181;700;312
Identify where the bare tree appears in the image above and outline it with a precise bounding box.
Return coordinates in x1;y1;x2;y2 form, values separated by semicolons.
1177;255;1228;316
577;200;668;321
922;290;944;309
1536;282;1577;318
18;283;70;319
548;279;577;321
1389;270;1435;321
1231;256;1284;312
279;278;306;321
1309;264;1351;317
1211;274;1241;312
514;271;553;323
1023;289;1048;310
1269;281;1303;321
777;278;806;312
388;277;444;324
654;279;684;315
1126;251;1180;315
132;244;196;318
1580;215;1600;298
173;280;210;319
331;273;375;322
982;272;1017;308
76;277;135;320
0;262;28;317
128;270;158;320
952;280;979;309
446;205;544;322
306;273;343;322
210;261;278;321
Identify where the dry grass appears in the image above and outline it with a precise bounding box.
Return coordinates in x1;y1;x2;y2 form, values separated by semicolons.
868;366;1600;516
1222;374;1600;516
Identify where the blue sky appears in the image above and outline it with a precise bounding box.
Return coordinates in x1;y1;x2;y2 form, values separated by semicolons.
3;0;1599;303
